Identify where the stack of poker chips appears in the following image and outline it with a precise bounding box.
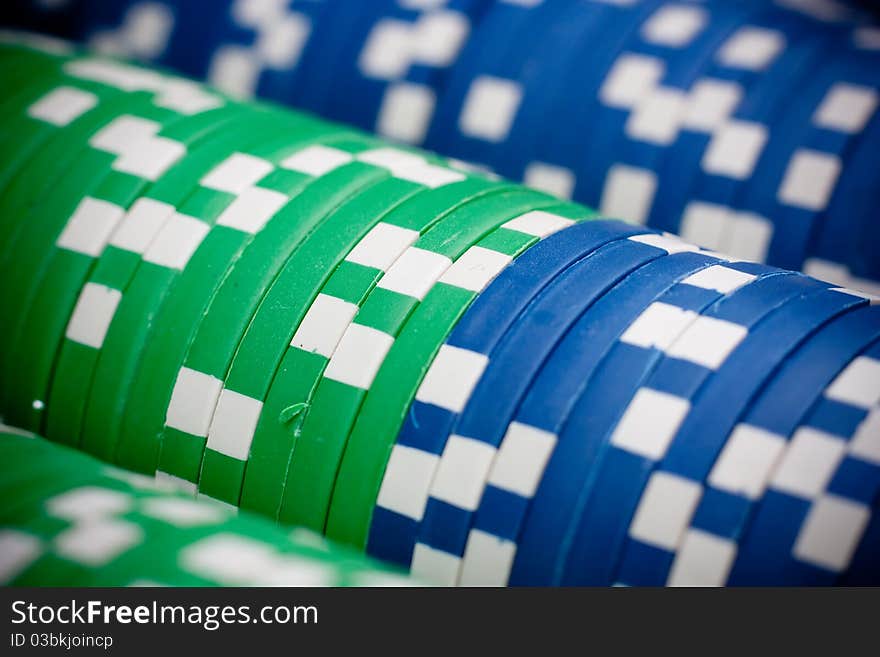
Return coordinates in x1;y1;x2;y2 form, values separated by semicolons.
4;0;879;291
0;34;877;587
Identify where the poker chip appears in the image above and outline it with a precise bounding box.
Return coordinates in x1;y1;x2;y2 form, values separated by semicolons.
15;0;879;290
0;428;415;586
0;31;878;588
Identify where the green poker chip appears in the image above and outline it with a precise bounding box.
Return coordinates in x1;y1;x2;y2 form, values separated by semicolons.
104;123;366;472
44;102;254;448
276;188;558;536
324;200;591;548
240;175;508;518
0;430;414;586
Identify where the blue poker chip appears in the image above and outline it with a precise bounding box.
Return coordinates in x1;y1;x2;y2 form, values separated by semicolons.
607;285;868;586
454;258;781;586
325;0;490;145
421;0;548;167
647;3;825;240
808;49;880;283
729;332;880;586
509;270;812;585
261;0;367;114
682;305;880;586
367;219;653;569
575;1;758;226
537;0;664;204
409;236;713;584
77;0;208;75
200;0;326;102
487;1;612;182
737;40;878;273
468;263;776;586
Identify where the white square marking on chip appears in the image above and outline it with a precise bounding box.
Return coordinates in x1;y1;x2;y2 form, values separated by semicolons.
717;27;784;71
667;529;736;586
726;211;772;263
376;444;440;521
458;76;523;142
793;494;869;572
291;294;359;358
155;79;222;114
154;471;198;497
200;152;274;193
166;367;224;437
56;197;125;257
257;12;310;67
356;147;427;171
666;315;748;369
503;209;574;237
683;264;756;294
124;2;174;58
215;186;288;234
611;388;690;460
143;212;209;269
27;86;97;126
628;232;705;255
108;197;174;253
459;529;517;586
46;487;131;520
599;54;664;109
323;323;394;390
488;422;557;497
814;83;878;133
701;120;767;179
850;409;880;465
682;79;742;132
416;344;489;412
708;424;786;499
778;150;841;211
641;5;706;47
679;201;729;251
523;162;576;199
854;26;880;50
65;283;122;349
207;45;260;98
621;303;696;351
411;10;469;66
140;497;227;527
345;222;420;270
393;163;465;188
113;134;185;180
180;534;276;583
281;144;353;176
825;356;880;408
90;114;160;152
358;19;413;79
206;389;264;461
600;164;657;224
0;530;42;583
439;246;512;293
377;247;452;299
771;427;847;499
431;434;497;510
630;472;702;551
411;543;460;586
55;520;143;567
377;82;436;145
626;87;687;145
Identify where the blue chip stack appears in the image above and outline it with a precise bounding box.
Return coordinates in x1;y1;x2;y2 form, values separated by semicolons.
370;222;880;586
4;0;879;290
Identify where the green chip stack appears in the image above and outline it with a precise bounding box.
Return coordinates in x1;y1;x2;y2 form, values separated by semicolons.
0;426;413;586
0;33;591;560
